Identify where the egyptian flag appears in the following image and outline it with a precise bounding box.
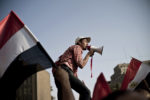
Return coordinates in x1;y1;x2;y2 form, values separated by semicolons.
92;73;111;100
120;58;150;91
0;11;55;98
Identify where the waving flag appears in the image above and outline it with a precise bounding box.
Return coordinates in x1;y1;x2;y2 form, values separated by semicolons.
121;58;150;90
0;11;55;99
92;73;111;100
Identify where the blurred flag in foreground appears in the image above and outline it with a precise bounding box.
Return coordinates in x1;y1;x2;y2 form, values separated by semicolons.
92;73;111;100
0;11;55;99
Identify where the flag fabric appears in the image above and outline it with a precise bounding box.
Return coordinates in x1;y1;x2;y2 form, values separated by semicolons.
135;72;150;92
0;11;55;99
92;73;111;100
121;58;150;91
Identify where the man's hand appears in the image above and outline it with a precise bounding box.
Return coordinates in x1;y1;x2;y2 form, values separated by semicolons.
88;49;95;57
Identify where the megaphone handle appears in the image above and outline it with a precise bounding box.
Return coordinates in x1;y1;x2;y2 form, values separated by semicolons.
90;56;93;78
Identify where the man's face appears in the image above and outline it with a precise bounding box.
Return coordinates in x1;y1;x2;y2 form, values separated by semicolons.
79;38;88;50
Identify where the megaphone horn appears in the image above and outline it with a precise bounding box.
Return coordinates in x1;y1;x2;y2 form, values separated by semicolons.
87;45;104;55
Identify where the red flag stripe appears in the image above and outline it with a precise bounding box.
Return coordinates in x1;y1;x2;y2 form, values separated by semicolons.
120;58;142;90
92;73;111;100
0;11;24;49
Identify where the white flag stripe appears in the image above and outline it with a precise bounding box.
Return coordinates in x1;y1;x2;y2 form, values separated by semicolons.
24;25;38;42
0;26;37;78
128;63;150;90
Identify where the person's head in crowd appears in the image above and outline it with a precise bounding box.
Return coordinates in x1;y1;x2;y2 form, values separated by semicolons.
135;89;150;100
102;90;148;100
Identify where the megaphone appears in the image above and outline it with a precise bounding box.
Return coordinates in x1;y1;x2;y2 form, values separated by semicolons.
87;45;104;55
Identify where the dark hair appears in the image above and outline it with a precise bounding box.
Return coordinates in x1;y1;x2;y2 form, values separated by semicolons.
102;90;132;100
76;39;84;45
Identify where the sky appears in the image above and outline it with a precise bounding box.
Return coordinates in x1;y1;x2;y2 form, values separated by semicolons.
0;0;150;99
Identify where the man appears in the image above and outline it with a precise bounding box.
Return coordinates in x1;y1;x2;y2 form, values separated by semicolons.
53;36;94;100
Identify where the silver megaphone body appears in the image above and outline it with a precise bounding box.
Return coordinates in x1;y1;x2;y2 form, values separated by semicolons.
87;45;104;55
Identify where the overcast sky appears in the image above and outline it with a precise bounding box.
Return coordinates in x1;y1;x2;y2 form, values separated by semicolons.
0;0;150;99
